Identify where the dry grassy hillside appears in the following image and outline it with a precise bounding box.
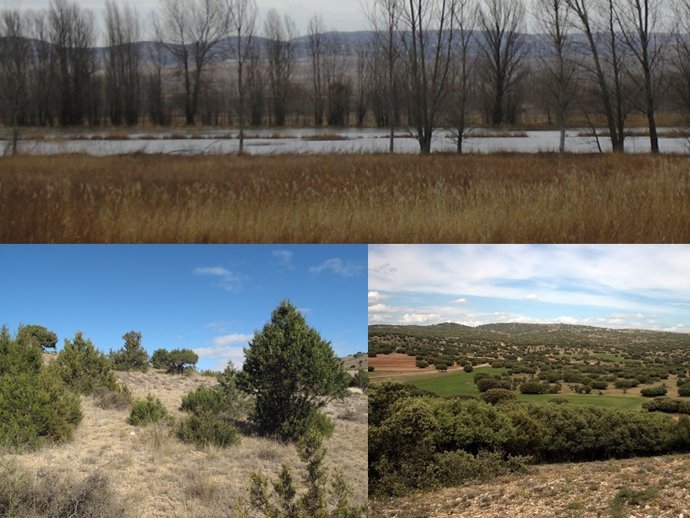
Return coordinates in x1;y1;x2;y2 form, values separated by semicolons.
369;454;690;518
5;370;367;518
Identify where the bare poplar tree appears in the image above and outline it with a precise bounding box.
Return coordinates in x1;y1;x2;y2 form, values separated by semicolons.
673;0;690;124
27;11;54;127
245;39;265;126
615;0;666;154
264;10;296;127
400;0;459;155
226;0;257;153
154;0;229;126
105;1;141;126
449;0;475;154
366;0;401;152
354;44;371;126
476;0;527;126
308;14;326;127
0;10;30;155
323;33;350;126
49;0;96;126
567;0;627;152
534;0;578;153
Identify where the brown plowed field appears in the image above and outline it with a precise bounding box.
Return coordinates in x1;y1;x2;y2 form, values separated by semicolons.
369;353;461;374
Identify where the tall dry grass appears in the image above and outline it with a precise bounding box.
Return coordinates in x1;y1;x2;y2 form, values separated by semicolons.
1;153;689;242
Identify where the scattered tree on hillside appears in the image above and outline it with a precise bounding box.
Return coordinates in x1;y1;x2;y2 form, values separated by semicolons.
54;332;118;394
17;324;58;351
152;348;199;374
109;330;149;372
241;300;349;441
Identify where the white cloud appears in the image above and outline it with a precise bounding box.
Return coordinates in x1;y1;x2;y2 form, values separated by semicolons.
368;245;690;313
194;266;231;277
451;298;468;304
401;313;442;324
368;291;387;303
272;250;295;270
193;266;244;292
553;316;578;325
194;333;254;371
369;303;396;313
310;258;363;277
213;333;253;347
525;294;539;300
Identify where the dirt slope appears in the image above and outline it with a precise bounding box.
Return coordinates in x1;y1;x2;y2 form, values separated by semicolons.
370;454;690;518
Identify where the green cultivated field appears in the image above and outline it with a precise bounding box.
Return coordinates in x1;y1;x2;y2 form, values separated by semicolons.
405;367;507;397
402;368;646;409
517;393;646;409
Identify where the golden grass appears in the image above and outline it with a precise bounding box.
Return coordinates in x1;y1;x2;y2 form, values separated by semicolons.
1;153;690;243
5;370;367;518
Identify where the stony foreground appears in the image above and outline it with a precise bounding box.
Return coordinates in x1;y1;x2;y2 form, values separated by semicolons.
369;454;690;518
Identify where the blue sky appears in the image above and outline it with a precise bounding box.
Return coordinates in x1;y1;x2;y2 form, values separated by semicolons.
369;245;690;333
0;245;367;370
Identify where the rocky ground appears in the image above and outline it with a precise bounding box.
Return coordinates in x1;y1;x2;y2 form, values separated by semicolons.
369;454;690;518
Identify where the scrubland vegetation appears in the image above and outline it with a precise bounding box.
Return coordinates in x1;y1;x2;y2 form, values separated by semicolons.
368;322;690;513
0;301;366;517
2;153;690;243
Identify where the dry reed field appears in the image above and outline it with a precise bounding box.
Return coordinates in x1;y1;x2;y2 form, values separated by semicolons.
4;370;367;518
1;153;689;243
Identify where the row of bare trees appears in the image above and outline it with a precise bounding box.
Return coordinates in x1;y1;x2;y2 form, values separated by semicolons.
1;0;690;155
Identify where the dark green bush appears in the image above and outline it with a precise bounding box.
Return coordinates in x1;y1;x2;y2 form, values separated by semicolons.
434;450;530;487
0;327;82;450
176;411;240;447
476;377;511;393
0;370;82;450
368;366;375;372
369;383;690;497
242;301;349;441
481;388;517;405
52;332;118;395
350;369;369;392
180;385;229;415
643;398;690;415
678;383;690;397
415;359;429;368
463;363;473;373
591;380;608;390
128;395;173;426
109;331;149;372
519;381;548;394
641;386;667;397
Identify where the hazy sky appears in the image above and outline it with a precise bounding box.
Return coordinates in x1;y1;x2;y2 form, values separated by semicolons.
369;245;690;333
4;0;368;36
0;245;367;371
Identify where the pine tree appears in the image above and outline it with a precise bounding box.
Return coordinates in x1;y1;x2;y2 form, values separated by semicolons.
242;300;349;441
